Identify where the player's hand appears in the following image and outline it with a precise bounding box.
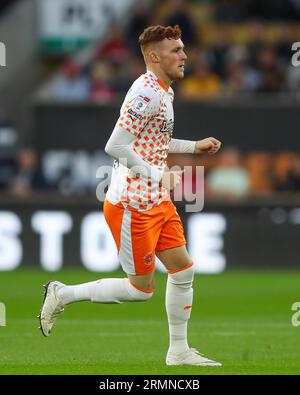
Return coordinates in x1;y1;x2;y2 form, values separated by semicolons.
194;137;222;155
161;169;184;191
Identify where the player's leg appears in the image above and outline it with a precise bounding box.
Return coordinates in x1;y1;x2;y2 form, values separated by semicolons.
39;200;158;336
39;274;154;337
156;245;194;355
56;273;154;305
156;202;221;366
57;200;156;303
155;202;194;357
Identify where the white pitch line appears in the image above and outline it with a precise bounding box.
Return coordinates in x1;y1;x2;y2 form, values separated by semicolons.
14;319;292;328
0;332;147;338
214;332;257;336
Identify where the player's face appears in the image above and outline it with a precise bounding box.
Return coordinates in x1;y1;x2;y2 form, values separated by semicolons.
158;38;187;81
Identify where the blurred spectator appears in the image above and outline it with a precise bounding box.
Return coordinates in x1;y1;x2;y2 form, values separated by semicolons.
255;46;286;94
287;64;300;99
275;24;295;65
0;110;18;190
246;0;299;21
275;155;300;192
289;0;300;19
127;1;152;53
223;46;260;96
0;155;15;190
178;51;221;100
164;0;198;46
50;60;90;102
210;29;231;79
148;10;165;27
247;20;267;68
127;56;146;81
96;25;131;64
47;1;300;103
213;0;247;22
9;148;50;196
206;146;251;198
115;55;146;93
89;61;117;103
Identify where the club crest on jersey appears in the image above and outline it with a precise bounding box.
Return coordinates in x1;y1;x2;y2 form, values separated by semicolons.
133;95;151;112
144;252;153;265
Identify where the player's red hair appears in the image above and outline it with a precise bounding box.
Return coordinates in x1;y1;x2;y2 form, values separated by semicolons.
139;25;182;49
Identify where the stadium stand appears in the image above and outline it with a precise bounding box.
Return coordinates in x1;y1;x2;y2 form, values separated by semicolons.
2;0;300;199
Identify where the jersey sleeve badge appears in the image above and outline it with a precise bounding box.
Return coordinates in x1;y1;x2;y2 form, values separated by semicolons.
133;95;151;112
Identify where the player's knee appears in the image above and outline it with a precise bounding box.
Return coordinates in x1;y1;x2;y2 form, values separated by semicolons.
168;264;194;287
135;289;154;302
128;281;154;301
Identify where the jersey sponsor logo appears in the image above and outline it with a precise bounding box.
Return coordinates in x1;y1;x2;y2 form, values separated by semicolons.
160;119;174;135
113;160;119;169
133;95;151;112
128;108;143;120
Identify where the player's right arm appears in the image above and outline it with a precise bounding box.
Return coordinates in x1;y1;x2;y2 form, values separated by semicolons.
105;85;164;182
105;127;183;191
105;84;185;190
105;126;163;183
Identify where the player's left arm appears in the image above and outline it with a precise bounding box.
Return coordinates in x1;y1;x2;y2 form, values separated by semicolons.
169;137;221;155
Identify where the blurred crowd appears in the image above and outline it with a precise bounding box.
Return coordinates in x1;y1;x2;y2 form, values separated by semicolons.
49;0;300;103
169;147;300;200
1;102;300;199
1;123;300;200
1;0;300;200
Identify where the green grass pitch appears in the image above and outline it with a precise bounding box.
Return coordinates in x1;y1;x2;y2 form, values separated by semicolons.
0;268;299;375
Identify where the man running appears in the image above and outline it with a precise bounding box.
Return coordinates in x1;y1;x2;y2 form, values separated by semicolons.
39;25;222;366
